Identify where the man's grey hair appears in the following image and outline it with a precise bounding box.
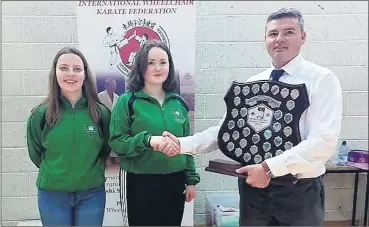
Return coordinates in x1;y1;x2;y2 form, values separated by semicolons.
266;7;305;32
105;77;116;85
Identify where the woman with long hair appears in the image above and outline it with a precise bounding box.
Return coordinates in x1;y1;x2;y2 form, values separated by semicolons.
109;39;200;226
26;47;110;226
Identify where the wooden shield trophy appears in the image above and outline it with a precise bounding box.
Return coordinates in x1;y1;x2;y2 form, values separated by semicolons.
205;80;309;179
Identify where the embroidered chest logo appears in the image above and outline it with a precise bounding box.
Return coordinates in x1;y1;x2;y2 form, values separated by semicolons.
85;125;97;137
172;109;182;120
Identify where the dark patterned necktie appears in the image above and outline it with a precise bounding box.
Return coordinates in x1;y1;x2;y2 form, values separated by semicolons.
270;69;285;81
270;68;296;187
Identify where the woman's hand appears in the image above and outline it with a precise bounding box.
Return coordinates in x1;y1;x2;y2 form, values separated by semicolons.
150;136;179;155
185;185;196;202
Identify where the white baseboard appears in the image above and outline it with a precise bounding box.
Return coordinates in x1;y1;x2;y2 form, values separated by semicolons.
16;220;42;226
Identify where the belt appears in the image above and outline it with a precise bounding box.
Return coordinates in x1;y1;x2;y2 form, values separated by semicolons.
271;175;320;188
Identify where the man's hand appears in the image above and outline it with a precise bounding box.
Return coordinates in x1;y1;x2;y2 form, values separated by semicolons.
149;136;179;155
157;131;181;157
235;164;271;188
185;185;196;202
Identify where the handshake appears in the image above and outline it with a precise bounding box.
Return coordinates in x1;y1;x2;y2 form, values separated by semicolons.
149;131;181;157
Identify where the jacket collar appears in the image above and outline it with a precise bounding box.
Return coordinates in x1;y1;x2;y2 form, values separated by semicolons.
133;90;178;101
59;93;87;110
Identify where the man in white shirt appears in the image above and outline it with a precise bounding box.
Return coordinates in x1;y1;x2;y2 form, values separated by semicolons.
98;78;120;164
156;7;343;226
98;77;119;111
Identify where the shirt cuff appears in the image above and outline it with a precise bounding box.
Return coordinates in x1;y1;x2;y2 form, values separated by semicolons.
143;133;152;148
265;154;289;177
178;137;195;155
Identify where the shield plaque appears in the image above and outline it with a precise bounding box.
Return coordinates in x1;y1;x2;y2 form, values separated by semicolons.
215;80;309;167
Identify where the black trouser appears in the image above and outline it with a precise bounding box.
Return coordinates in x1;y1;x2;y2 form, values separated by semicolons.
126;170;186;226
238;176;325;226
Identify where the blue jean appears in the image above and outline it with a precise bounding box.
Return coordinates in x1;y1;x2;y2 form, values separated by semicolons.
38;185;106;226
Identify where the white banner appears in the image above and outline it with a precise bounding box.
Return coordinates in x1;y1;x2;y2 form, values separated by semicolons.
76;1;196;226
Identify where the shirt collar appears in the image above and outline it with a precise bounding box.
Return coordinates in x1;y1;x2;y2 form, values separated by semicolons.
270;53;304;76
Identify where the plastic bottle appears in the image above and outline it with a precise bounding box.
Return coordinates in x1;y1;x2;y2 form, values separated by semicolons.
337;141;349;166
328;149;338;166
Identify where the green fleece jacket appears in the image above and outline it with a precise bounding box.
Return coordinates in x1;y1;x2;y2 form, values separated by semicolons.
109;91;200;186
26;96;111;192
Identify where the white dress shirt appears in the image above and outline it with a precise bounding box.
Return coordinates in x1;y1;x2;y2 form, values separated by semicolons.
178;53;343;179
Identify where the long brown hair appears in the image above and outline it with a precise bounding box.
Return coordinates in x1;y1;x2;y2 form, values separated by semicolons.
39;47;101;127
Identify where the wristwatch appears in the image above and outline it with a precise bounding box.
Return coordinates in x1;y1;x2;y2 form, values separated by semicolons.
261;161;275;178
266;169;275;178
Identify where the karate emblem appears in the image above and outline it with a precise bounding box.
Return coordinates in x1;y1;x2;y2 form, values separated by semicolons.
103;18;170;77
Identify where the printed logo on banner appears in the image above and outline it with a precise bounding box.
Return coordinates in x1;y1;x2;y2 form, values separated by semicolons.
103;18;170;76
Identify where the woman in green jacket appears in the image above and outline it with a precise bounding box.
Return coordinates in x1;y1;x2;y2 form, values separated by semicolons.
109;39;200;226
26;47;110;226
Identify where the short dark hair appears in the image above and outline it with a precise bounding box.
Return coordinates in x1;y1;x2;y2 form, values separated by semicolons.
126;39;178;93
106;27;112;33
267;7;304;31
